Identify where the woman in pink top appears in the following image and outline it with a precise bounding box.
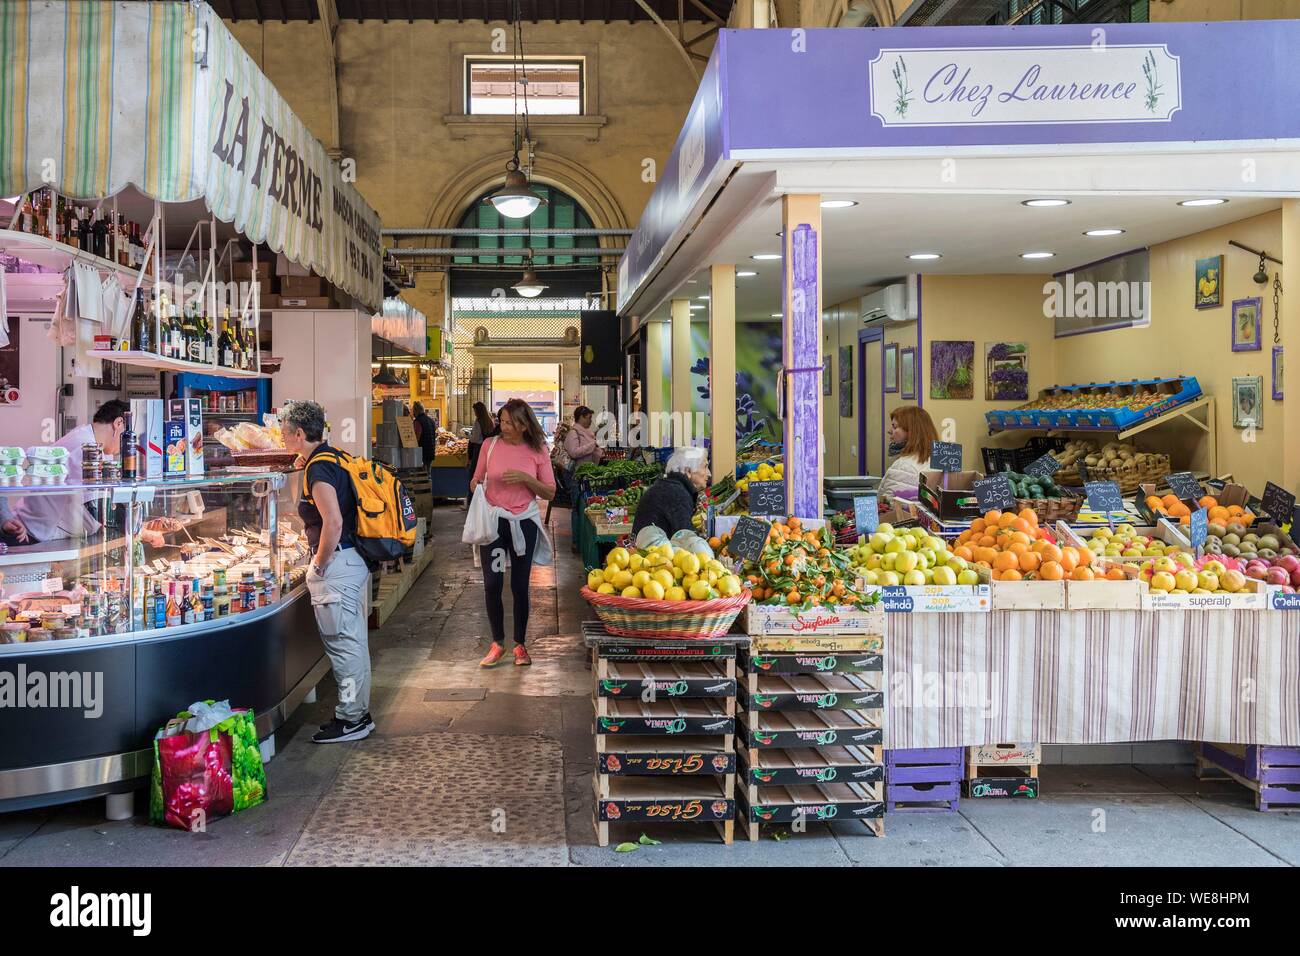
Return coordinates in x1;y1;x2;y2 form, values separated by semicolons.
470;398;556;667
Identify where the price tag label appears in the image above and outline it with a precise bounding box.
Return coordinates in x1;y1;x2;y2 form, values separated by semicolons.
1260;481;1297;527
1084;480;1124;514
231;535;248;547
748;480;786;518
973;475;1017;513
1166;472;1204;501
1189;507;1208;550
727;516;771;564
40;577;64;594
929;441;963;473
61;603;82;616
1024;454;1061;479
853;495;879;537
112;486;134;505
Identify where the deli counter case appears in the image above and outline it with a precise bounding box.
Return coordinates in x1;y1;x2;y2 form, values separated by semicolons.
0;470;326;813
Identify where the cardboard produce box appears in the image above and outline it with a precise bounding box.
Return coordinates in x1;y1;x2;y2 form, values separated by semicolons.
280;275;327;297
918;470;984;522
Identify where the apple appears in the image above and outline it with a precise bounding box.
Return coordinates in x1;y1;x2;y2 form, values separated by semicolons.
1266;567;1290;586
1196;570;1220;592
1245;563;1269;581
1174;570;1199;592
1291;568;1300;588
1150;571;1177;592
957;569;981;586
1220;570;1246;593
1153;556;1178;574
877;570;901;587
859;569;880;586
894;551;919;574
869;532;893;553
1203;560;1227;576
931;566;957;586
903;569;926;586
885;537;907;555
1276;555;1300;574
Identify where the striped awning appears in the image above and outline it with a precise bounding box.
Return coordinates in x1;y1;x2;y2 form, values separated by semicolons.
0;0;382;310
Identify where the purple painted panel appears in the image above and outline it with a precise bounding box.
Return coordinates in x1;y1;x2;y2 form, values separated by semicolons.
886;746;965;765
888;764;963;785
786;222;821;519
1258;746;1300;769
887;781;962;803
724;22;1300;152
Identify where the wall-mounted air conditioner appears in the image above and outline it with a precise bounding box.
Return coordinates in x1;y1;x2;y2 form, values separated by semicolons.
861;274;918;324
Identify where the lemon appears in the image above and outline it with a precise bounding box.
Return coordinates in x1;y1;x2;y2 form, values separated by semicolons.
621;586;643;599
678;552;701;576
597;583;616;595
642;580;665;600
688;581;713;600
629;554;644;572
705;559;726;577
644;553;666;568
632;570;652;590
673;566;684;582
652;569;675;590
704;570;718;586
612;570;634;590
587;570;605;590
665;586;686;602
607;547;630;569
683;573;698;589
717;575;742;597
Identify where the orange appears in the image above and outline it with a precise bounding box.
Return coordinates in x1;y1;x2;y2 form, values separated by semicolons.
1019;551;1042;573
1226;505;1243;515
1162;494;1181;510
1075;547;1092;567
998;513;1017;530
1198;495;1218;510
1208;506;1229;523
1009;531;1032;547
993;552;1020;573
1000;569;1023;581
1168;502;1191;518
1019;508;1039;526
975;547;999;566
1039;561;1064;581
1011;517;1031;534
954;545;974;561
984;510;1003;526
1038;543;1062;565
1059;548;1079;574
978;534;997;549
1072;566;1095;581
1105;567;1127;581
970;518;987;534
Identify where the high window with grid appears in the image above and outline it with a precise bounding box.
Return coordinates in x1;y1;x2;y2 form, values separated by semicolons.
465;59;584;115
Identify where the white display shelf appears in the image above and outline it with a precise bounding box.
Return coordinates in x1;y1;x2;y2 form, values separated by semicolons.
86;349;268;379
0;227;153;285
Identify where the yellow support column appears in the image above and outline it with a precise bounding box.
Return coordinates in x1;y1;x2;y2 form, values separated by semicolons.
710;264;737;480
1283;200;1299;494
782;194;824;520
671;298;693;446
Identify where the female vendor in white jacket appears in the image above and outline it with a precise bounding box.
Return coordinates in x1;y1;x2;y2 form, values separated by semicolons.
878;405;940;500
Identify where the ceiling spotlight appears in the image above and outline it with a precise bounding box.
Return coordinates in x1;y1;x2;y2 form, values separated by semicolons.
487;166;547;220
907;253;942;260
698;294;710;300
820;200;858;209
1022;199;1071;207
1084;228;1125;237
737;270;757;277
1021;251;1056;259
751;253;782;261
512;261;547;297
770;313;782;318
1179;198;1228;207
689;303;705;310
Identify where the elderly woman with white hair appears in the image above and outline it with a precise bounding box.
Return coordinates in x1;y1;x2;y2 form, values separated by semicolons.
632;446;711;539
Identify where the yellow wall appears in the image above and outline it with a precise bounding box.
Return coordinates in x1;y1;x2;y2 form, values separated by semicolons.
916;275;1060;474
1055;210;1282;490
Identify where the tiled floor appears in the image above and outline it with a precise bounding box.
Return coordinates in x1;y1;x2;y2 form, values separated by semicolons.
2;504;1297;867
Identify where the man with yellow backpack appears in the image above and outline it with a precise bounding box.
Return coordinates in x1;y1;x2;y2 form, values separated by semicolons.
282;401;417;744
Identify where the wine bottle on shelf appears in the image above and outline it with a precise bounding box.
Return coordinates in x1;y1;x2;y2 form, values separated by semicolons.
203;311;216;365
130;288;153;354
77;207;90;251
219;309;235;368
165;582;182;628
66;206;80;250
120;411;139;481
50;195;63;244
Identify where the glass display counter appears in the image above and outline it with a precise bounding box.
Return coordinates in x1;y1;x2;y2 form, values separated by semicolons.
0;471;328;814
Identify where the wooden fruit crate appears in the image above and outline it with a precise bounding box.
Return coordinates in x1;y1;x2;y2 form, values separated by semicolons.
1195;743;1300;812
741;710;883;752
886;747;963;813
990;579;1067;611
738;673;884;713
966;742;1040;799
594;774;735;846
737;780;885;841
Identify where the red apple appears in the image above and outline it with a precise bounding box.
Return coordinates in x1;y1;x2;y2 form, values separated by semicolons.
1277;555;1300;574
1266;567;1290;586
1290;568;1300;588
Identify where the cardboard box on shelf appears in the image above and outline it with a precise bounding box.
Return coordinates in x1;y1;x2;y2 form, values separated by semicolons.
167;398;205;476
130;398;165;479
265;295;333;310
279;275;327;297
918;470;984;522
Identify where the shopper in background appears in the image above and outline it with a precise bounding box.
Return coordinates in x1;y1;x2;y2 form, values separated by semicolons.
282;401;375;745
412;401;437;467
878;405;939;500
7;399;131;544
466;400;498;477
470;397;555;668
563;406;602;467
632;446;710;539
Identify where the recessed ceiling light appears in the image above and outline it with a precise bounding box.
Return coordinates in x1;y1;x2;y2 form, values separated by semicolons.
1179;198;1228;207
689;304;705;310
1022;199;1070;207
736;270;757;277
907;253;942;261
751;253;782;261
698;294;710;300
1021;251;1056;259
770;313;782;318
820;199;858;209
1083;228;1125;237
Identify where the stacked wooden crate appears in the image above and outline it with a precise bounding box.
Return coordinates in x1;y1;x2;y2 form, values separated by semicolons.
1196;743;1300;811
885;748;963;812
965;742;1041;799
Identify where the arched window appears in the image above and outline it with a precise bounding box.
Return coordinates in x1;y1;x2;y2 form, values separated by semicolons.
452;183;601;266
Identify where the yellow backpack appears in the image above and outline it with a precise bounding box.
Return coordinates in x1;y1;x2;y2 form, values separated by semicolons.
303;449;418;562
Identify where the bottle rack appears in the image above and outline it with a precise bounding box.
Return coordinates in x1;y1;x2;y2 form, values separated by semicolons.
583;622;747;847
736;636;887;841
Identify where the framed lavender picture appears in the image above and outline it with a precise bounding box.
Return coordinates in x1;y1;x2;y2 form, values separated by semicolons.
883;343;898;393
1231;297;1262;351
986;342;1028;401
930;340;974;400
900;346;916;400
1273;346;1284;401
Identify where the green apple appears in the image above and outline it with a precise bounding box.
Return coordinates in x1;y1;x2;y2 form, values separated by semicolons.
931;566;957;586
859;569;879;586
878;570;901;587
885;537;908;555
957;569;981;586
869;532;893;553
903;569;926;586
881;553;898;571
894;551;919;574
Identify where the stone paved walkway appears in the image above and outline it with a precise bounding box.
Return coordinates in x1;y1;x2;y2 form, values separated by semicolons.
2;504;1298;867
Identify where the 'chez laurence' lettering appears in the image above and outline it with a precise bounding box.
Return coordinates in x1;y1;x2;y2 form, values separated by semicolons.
211;80;324;232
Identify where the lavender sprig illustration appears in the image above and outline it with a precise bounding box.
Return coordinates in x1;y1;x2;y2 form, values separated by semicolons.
892;57;913;118
1141;51;1161;113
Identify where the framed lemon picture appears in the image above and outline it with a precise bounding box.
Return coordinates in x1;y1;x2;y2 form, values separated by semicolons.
1231;297;1262;351
1195;255;1222;309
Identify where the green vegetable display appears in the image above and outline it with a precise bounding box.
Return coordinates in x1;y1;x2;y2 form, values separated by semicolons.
999;470;1066;500
575;459;662;489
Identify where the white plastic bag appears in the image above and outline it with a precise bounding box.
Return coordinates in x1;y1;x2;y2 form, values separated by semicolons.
462;438;500;545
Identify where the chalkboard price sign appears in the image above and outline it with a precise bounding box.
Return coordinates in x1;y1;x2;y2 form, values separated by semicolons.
1189;507;1208;550
973;474;1017;513
1165;472;1204;501
1024;454;1061;479
1084;480;1124;514
929;441;963;473
748;480;787;518
853;495;879;537
727;516;771;564
1260;481;1297;527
